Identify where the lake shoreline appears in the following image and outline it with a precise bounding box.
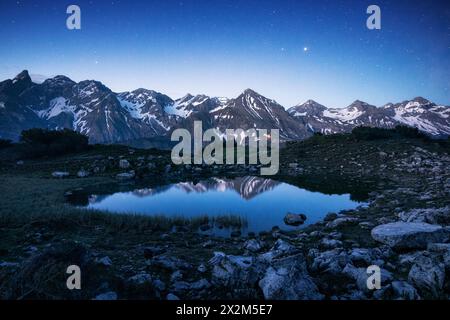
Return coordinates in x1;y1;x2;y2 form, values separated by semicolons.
66;175;366;236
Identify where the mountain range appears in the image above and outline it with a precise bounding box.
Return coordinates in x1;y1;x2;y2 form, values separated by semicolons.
1;70;449;144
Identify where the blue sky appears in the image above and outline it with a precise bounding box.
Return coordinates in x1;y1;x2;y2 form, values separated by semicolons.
0;0;449;108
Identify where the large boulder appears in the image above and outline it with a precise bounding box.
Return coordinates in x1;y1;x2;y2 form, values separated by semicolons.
258;254;323;300
326;217;358;229
347;248;373;265
371;222;450;249
148;255;192;271
119;159;130;169
391;281;420;300
258;239;298;263
209;252;262;288
124;272;160;299
408;254;445;298
398;206;450;225
171;279;211;293
428;243;450;272
4;241;90;299
309;248;349;275
342;263;392;293
243;239;263;253
283;213;307;226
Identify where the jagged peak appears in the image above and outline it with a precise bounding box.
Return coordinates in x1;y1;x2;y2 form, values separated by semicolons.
346;100;376;110
43;75;75;86
295;99;326;108
177;93;194;101
176;93;211;104
411;96;431;105
14;70;31;82
242;88;262;96
239;89;276;103
77;79;108;89
10;70;33;94
74;80;113;97
288;99;327;116
131;88;160;96
118;88;161;98
350;99;370;105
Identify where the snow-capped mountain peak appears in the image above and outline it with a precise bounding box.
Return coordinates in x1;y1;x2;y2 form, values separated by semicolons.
164;94;215;118
289;97;450;137
288;100;326;117
0;71;449;143
116;89;174;133
209;88;309;140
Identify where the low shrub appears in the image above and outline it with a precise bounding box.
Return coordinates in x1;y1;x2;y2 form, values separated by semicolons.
19;128;89;158
351;125;430;141
0;138;13;149
351;126;394;140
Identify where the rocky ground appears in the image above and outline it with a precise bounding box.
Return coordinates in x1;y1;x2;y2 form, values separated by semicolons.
0;133;449;300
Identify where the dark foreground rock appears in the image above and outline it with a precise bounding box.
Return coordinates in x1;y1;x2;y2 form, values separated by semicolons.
371;222;450;249
259;254;323;300
283;213;307;226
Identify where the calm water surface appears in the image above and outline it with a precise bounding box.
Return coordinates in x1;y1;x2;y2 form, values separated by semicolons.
73;176;365;235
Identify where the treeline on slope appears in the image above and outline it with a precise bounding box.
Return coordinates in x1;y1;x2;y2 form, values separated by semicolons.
351;125;449;148
351;125;430;141
1;125;448;159
307;125;443;142
16;128;90;158
284;125;450;152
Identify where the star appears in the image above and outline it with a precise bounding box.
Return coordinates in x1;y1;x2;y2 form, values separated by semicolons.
303;47;309;52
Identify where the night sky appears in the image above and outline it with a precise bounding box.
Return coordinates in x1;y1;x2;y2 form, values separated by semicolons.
1;0;449;108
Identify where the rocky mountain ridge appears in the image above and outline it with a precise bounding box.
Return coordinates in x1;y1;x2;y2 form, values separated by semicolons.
1;70;449;143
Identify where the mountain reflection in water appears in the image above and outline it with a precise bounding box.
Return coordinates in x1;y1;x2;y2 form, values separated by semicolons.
74;176;365;235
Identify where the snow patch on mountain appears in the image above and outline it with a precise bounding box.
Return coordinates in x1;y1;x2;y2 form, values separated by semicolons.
430;106;450;119
393;110;443;135
215;97;229;105
164;100;193;118
117;95;147;119
147;114;171;131
78;82;99;99
36;97;76;119
210;104;229;113
116;90;173;132
165;94;215;118
323;107;364;121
